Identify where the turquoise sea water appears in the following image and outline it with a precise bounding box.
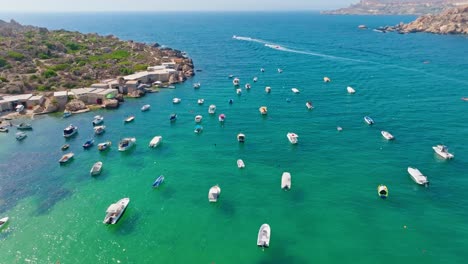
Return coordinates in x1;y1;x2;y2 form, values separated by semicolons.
0;12;468;263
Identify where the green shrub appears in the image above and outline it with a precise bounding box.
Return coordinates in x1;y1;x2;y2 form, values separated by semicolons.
0;76;8;82
7;51;25;61
119;67;134;75
107;50;130;60
0;57;9;68
38;53;51;59
133;64;148;72
37;85;50;91
65;42;83;51
42;69;57;78
50;64;68;71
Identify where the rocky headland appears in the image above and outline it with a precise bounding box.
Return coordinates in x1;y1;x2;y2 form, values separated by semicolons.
390;5;468;34
0;19;194;94
322;0;465;15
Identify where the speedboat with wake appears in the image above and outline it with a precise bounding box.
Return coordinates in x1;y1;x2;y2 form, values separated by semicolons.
287;132;298;144
432;145;454;159
407;167;429;186
103;198;130;224
118;137;136;151
257;224;271;248
208;185;221;202
281;172;291;190
63;124;78;138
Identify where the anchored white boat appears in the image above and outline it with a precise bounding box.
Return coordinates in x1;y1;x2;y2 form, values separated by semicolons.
287;132;298;144
377;185;388;198
173;98;181;104
124;115;135;123
432;145;454;159
233;77;240;86
193;82;201;89
265;86;271;93
0;217;9;229
407;167;429;186
103;198;130;224
92;115;104;125
208;104;216;114
347;86;356;94
236;88;242;95
195;115;203;123
381;131;394;140
194;125;203;134
90;161;103;176
281;172;291;190
245;83;251;89
257;224;271;248
118;137;136;151
237;159;245;168
59;152;74;163
149;136;162;148
323;77;331;82
306;101;314;109
219;114;226;122
97;141;111;151
94;125;106;135
15;132;27;141
291;88;300;94
259;106;268;115
277;68;283;73
63;124;78;138
141;104;151;111
197;98;204;105
16;122;32;130
364;116;374;125
237;133;245;143
253;77;258;82
208;185;221;202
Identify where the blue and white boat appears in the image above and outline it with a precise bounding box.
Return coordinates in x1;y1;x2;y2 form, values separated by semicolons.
15;132;27;141
170;113;177;122
97;141;111;151
82;139;94;149
92;115;104;126
63;111;72;118
194;125;203;134
63;124;78;138
364;116;374;125
152;175;165;188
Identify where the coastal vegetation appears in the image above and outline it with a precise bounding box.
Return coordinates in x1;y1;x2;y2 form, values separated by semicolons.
0;19;194;94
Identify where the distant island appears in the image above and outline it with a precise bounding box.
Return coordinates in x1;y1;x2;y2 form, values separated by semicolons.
0;19;194;95
322;0;467;15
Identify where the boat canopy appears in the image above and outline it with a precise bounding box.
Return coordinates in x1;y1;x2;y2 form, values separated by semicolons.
106;204;121;213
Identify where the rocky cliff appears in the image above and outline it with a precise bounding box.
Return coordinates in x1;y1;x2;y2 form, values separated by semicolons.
322;0;465;15
394;5;468;34
0;20;194;94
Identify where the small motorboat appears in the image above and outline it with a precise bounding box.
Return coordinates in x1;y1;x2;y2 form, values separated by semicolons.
291;88;300;94
170;113;177;122
337;126;343;131
228;74;234;78
236;88;242;95
245;83;251;90
265;86;271;93
94;125;106;135
90;161;103;176
15;132;27;141
287;132;298;144
194;125;203;134
364;116;374;125
461;97;468;101
257;224;271;248
61;144;70;151
233;77;240;86
259;106;268;115
92;115;104;126
218;114;226;122
63;124;78;138
103;198;130;224
63;111;72;118
237;133;245;143
82;139;94;149
281;172;291;190
152;175;165;188
208;185;221;202
173;98;181;104
97;141;111;151
59;152;74;163
306;101;314;109
237;159;245;168
0;126;8;133
141;104;151;111
432;145;454;159
197;99;205;105
208;104;216;114
228;99;234;104
260;68;265;72
0;217;9;229
377;185;388;199
16;122;32;130
149;136;162;148
323;77;331;82
118;137;136;151
195;115;203;123
381;131;394;140
253;77;258;82
193;82;201;89
124;115;135;123
407;167;429;186
277;68;283;73
347;86;356;94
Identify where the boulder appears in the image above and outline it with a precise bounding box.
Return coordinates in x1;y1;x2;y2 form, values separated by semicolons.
103;99;119;109
65;99;87;112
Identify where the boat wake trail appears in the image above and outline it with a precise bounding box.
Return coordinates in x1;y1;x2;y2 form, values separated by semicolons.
232;35;369;63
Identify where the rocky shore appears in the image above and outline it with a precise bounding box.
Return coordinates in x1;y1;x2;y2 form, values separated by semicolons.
389;5;468;34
